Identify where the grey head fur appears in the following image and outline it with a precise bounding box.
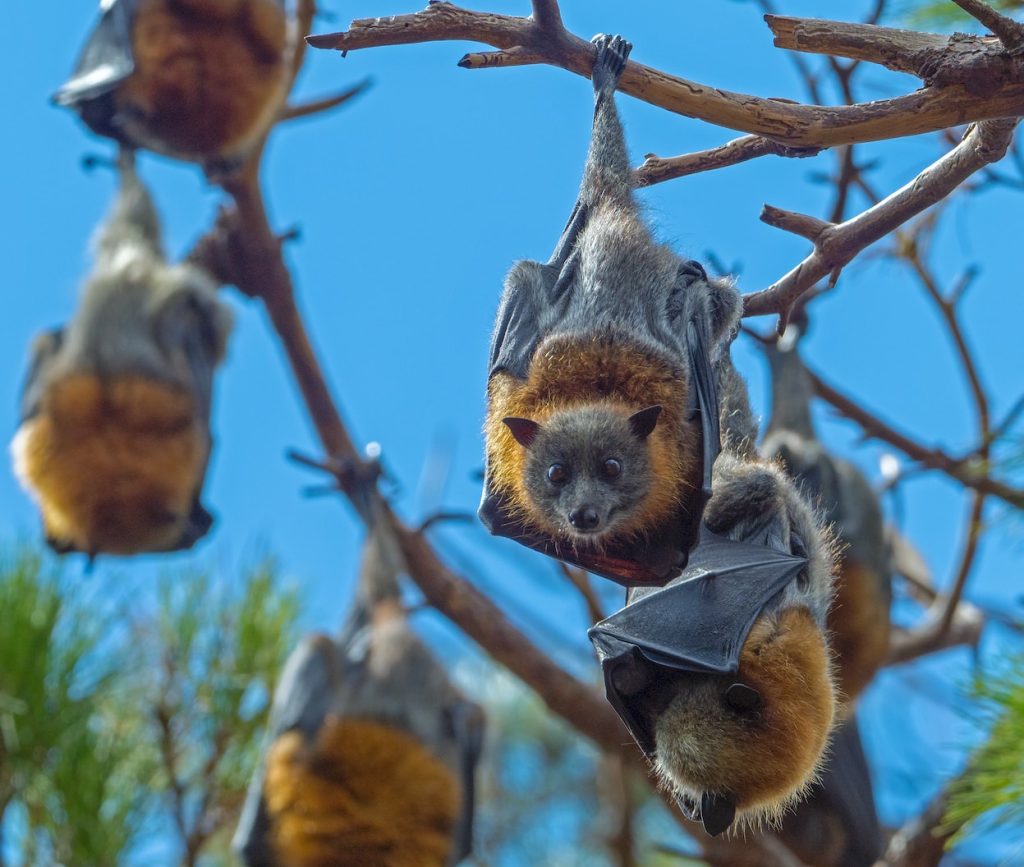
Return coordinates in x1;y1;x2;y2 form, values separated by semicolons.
506;404;661;544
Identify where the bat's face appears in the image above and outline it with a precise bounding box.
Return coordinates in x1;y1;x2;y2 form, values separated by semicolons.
504;404;661;545
652;608;836;831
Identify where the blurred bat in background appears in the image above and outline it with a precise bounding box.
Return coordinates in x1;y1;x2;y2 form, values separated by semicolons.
758;331;890;865
234;520;485;867
54;0;293;172
11;152;232;557
760;332;893;706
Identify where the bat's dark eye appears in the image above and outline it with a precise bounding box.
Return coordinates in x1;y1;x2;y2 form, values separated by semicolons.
547;464;568;484
603;458;622;478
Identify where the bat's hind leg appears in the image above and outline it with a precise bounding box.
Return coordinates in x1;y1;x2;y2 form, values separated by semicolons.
580;34;634;207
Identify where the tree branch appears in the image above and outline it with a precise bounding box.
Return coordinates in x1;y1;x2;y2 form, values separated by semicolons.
805;365;1024;509
950;0;1024;56
743;119;1017;322
307;4;1024;149
635;135;821;187
280;78;373;123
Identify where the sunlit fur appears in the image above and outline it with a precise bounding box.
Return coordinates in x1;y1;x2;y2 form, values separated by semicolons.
117;0;288;160
264;718;460;867
829;560;891;706
654;608;837;830
486;336;699;544
11;373;206;554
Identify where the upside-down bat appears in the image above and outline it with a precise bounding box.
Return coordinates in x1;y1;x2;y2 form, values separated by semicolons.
54;0;293;171
480;34;740;587
588;306;838;834
761;334;892;705
590;455;838;835
234;523;485;867
10;153;232;557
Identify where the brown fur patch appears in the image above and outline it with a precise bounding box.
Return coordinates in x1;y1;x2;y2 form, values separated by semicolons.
829;560;891;705
118;0;287;158
730;608;836;815
654;608;835;827
12;373;207;554
486;334;699;540
264;718;460;867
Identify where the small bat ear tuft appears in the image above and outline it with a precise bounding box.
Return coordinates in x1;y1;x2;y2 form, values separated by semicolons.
503;417;541;448
628;405;662;440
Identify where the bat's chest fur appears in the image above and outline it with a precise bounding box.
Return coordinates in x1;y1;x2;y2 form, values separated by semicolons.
263;718;460;867
12;374;206;553
486;334;699;537
118;0;287;158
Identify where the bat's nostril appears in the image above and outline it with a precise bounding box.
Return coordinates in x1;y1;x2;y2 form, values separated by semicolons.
569;507;600;530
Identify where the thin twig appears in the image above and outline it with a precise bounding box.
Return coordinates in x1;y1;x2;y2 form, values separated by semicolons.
557;562;606;624
635;136;821;187
280;78;373;122
807;366;1024;509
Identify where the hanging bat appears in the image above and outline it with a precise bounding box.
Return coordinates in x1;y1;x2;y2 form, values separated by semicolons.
480;34;740;588
234;523;485;867
778;714;883;867
761;334;892;705
53;0;292;171
10;153;232;557
589;412;838;835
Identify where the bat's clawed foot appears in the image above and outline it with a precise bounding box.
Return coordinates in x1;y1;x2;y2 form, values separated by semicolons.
590;34;632;95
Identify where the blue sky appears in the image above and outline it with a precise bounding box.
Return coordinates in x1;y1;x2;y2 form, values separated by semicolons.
2;0;1022;861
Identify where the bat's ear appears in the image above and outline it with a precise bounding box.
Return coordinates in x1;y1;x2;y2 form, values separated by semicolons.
628;405;662;440
503;417;541;448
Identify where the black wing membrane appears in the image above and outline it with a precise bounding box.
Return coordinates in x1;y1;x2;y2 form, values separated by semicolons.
18;328;64;424
54;0;139;142
54;0;138;106
448;700;486;865
588;531;806;754
233;635;337;866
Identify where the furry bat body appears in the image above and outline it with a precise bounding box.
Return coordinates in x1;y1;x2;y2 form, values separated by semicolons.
55;0;291;170
234;525;485;867
761;337;892;705
11;156;231;557
480;35;738;587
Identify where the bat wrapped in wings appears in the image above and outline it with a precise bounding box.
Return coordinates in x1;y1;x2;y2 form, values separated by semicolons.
53;0;294;171
234;523;485;867
761;333;892;705
480;34;740;588
589;385;838;835
10;153;232;557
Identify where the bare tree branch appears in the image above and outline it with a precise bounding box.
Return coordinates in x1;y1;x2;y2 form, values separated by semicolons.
743;119;1017;322
806;366;1024;509
949;0;1024;55
307;4;1024;149
635;135;821;187
280;78;373;122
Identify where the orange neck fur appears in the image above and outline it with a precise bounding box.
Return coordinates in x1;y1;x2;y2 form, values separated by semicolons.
486;333;699;539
